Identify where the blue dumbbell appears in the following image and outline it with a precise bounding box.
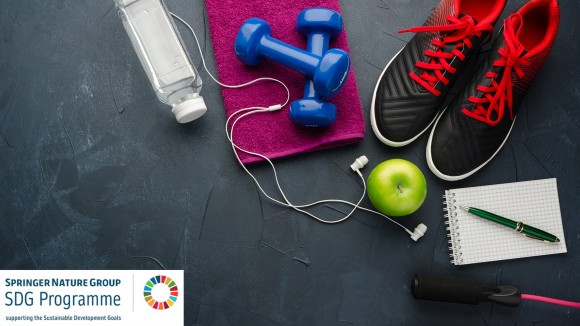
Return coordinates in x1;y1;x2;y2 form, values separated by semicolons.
235;18;350;99
290;8;344;127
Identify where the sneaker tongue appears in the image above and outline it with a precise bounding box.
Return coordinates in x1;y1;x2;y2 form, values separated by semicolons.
457;13;478;25
421;13;479;90
440;13;477;53
506;16;522;36
503;15;530;53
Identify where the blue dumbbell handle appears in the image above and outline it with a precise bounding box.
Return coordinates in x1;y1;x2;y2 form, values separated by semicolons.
303;32;330;99
308;33;329;55
259;36;320;77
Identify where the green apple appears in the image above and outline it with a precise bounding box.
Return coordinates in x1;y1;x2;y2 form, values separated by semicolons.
367;159;427;216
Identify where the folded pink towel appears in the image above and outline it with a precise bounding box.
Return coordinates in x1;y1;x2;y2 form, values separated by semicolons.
205;0;365;164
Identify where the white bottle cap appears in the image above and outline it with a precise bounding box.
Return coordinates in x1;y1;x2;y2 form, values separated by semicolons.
171;94;207;124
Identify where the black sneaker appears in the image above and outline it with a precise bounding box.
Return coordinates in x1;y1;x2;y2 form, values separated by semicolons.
427;0;560;180
371;0;505;147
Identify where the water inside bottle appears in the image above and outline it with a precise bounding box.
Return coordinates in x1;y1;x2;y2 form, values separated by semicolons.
121;0;196;103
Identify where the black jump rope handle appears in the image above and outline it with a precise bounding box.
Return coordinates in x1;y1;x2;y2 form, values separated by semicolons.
412;274;521;307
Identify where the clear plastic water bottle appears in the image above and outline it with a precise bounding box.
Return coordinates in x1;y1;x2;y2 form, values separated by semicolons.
115;0;206;123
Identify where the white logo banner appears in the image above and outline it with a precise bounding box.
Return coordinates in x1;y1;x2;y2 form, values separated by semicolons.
0;270;183;325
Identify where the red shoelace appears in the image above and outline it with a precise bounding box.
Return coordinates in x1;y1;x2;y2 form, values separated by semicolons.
462;14;530;126
400;14;493;96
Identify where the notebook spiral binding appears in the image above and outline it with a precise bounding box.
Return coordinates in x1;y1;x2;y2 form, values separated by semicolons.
443;190;463;265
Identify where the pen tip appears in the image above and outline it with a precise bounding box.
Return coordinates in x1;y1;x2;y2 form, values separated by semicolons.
556;238;560;243
458;205;469;211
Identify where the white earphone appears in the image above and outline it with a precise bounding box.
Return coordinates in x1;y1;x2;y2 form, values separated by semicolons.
350;155;369;171
172;13;427;241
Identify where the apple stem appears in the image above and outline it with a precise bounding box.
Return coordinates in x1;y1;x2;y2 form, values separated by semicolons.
398;184;403;194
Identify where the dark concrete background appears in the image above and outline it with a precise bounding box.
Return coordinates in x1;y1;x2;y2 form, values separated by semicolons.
1;0;579;324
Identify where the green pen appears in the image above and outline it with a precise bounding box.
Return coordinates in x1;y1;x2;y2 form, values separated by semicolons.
459;205;560;243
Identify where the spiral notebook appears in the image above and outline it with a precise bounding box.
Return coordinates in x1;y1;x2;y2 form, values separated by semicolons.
444;178;567;266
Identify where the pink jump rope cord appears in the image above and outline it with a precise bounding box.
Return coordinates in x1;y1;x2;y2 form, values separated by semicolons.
522;294;580;308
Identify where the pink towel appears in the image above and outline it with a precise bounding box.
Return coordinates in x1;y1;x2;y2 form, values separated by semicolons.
204;0;365;164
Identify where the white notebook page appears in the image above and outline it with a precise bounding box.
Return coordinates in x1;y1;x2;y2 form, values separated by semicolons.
446;178;567;265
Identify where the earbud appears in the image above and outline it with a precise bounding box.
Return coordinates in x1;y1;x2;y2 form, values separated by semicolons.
410;223;427;241
350;155;369;171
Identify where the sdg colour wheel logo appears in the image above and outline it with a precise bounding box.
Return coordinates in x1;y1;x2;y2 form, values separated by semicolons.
143;275;178;310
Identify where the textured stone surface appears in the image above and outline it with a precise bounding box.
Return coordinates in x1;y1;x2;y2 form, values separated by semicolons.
1;0;579;324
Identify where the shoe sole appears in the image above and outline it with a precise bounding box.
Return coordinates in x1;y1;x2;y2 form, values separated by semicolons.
426;108;517;181
370;46;441;147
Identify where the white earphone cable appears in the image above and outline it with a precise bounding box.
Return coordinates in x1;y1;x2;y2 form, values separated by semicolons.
226;109;410;229
171;13;291;107
226;108;367;223
173;13;417;233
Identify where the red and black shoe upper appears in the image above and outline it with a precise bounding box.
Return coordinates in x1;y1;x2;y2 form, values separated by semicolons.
427;0;561;181
372;0;506;146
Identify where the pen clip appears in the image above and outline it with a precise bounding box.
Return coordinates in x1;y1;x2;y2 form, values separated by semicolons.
524;233;551;243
